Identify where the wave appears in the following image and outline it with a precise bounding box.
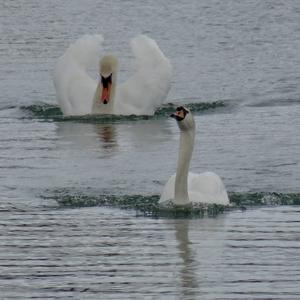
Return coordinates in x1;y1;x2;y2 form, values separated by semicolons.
19;101;225;123
43;189;300;218
155;101;225;115
246;98;300;108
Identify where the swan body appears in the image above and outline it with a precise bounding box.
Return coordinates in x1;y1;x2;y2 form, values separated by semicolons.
159;107;229;206
53;34;172;116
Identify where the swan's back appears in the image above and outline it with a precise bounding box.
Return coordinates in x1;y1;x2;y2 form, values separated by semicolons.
159;171;229;205
188;172;229;205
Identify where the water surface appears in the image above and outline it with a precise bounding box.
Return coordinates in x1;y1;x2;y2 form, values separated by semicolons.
0;0;299;299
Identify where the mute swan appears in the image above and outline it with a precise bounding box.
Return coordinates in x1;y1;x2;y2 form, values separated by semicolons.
53;34;172;116
159;106;229;206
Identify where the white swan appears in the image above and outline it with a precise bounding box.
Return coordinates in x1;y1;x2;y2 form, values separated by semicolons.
53;34;172;116
159;106;229;206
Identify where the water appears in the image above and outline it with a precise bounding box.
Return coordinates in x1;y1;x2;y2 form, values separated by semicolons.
0;0;299;299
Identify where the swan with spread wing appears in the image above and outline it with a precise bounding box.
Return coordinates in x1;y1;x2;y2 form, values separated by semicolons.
53;34;172;116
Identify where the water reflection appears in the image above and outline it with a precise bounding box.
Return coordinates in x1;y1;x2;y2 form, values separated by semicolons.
172;216;229;299
55;119;172;154
54;119;174;192
55;122;118;157
95;125;118;153
174;220;199;299
124;119;173;151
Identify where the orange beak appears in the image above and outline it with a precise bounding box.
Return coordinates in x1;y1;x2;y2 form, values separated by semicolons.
170;106;188;121
101;83;111;104
100;73;112;105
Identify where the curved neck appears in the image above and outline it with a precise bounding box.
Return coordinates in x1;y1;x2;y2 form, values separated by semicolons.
174;127;195;206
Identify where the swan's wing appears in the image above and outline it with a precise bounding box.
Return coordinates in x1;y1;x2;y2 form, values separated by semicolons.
160;172;229;205
53;35;103;115
116;35;172;115
188;172;229;205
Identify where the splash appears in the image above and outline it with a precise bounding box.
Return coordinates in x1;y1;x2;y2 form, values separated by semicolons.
21;103;63;118
42;189;300;218
20;101;226;123
155;101;225;115
229;192;300;206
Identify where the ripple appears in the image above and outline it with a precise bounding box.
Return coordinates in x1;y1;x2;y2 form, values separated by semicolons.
42;189;300;218
19;101;226;123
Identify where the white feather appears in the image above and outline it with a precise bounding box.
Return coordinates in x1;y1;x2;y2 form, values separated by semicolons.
115;35;172;115
159;108;229;206
53;34;172;116
160;172;229;205
53;34;103;116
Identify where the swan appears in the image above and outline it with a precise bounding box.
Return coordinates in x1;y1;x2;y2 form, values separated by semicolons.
53;34;172;116
159;106;230;206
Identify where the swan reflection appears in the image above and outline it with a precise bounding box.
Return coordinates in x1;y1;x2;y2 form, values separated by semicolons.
55;119;171;158
96;125;118;152
55;122;118;157
175;220;199;299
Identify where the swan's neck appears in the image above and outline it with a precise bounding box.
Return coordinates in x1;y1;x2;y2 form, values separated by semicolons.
174;127;195;206
92;75;116;114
